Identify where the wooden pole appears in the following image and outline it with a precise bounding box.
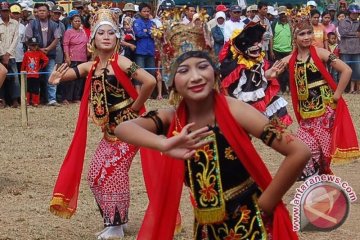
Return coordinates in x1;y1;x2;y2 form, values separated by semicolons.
20;71;28;127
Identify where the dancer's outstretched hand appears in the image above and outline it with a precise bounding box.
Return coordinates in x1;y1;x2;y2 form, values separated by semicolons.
49;63;69;85
266;60;286;78
161;123;213;159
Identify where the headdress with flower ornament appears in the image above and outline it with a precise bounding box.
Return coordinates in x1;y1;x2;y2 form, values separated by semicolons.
152;7;214;88
287;5;312;37
90;9;121;40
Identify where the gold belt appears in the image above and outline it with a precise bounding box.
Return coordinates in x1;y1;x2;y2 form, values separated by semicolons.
223;178;255;201
308;80;327;89
108;98;133;113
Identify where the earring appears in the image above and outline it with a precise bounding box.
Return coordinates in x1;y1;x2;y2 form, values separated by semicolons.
169;89;183;107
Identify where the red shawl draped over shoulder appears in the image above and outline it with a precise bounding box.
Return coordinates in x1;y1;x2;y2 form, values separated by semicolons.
137;92;298;240
50;54;145;218
289;46;360;163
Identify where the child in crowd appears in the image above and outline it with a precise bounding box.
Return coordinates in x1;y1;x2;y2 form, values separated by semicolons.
121;17;136;61
327;31;340;82
21;37;49;107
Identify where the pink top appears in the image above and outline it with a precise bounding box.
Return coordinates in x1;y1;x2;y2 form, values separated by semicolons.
323;23;336;35
63;28;88;62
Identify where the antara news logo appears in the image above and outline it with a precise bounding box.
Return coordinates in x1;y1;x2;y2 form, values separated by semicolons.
291;174;357;232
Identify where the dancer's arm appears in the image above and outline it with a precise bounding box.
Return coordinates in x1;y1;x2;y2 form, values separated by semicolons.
316;47;352;101
0;63;7;88
48;61;93;85
115;109;212;159
227;97;311;215
117;55;156;112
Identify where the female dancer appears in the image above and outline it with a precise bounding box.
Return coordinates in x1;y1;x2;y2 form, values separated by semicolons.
48;9;156;239
280;10;360;180
115;23;310;239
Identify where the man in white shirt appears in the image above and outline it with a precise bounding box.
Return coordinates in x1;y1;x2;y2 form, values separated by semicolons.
182;4;196;24
252;2;273;60
224;5;244;42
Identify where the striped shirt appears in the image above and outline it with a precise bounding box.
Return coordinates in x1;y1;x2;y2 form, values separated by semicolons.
0;18;19;58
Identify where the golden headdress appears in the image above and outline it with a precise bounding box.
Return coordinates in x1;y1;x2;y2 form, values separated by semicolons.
90;9;121;40
153;7;214;88
287;6;312;37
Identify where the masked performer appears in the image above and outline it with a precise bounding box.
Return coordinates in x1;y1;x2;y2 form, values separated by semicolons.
220;21;292;126
48;9;156;239
279;7;360;180
115;22;310;240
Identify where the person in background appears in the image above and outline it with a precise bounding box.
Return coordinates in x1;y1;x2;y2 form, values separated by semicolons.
133;2;156;94
20;4;35;26
307;1;317;11
211;11;225;56
267;6;278;24
339;0;348;13
207;4;228;30
272;6;292;94
243;4;257;25
25;3;61;106
327;32;340;82
335;11;346;41
0;63;7;88
321;10;336;35
121;16;136;62
10;4;26;77
327;4;337;25
21;37;49;107
338;4;360;94
61;11;88;104
181;4;196;24
120;3;137;28
253;2;274;60
224;5;244;42
311;9;328;49
0;1;20;108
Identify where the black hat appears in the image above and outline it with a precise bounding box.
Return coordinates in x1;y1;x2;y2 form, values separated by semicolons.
232;21;266;54
27;37;39;45
51;5;62;12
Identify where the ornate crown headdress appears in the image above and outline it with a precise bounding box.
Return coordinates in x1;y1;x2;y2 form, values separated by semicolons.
287;6;312;36
152;7;214;88
90;9;120;40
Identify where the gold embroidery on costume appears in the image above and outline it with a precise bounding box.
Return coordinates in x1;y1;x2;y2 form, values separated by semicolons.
127;62;140;78
260;117;287;146
91;74;109;126
187;133;226;224
296;60;336;119
225;147;235;160
295;63;308;100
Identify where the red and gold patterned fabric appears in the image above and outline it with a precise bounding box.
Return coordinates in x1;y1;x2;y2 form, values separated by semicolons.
138;92;298;240
50;54;145;218
289;46;360;163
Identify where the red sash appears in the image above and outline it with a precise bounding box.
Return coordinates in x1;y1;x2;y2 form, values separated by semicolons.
289;46;360;162
137;92;298;240
50;54;144;218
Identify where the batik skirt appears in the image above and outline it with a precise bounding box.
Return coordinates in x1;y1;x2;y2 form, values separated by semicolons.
87;138;138;226
296;106;335;180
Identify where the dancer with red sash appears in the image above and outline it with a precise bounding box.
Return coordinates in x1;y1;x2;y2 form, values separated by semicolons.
115;23;310;240
48;9;156;239
280;8;360;180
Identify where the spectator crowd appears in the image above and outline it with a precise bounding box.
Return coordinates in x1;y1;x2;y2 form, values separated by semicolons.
0;0;359;108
